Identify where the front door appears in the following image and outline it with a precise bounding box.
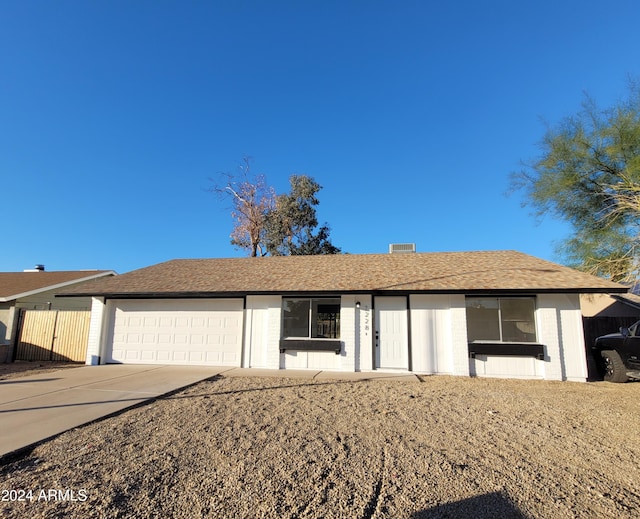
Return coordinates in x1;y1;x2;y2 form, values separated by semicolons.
375;297;408;369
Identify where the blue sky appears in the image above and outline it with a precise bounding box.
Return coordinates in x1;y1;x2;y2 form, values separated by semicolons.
1;1;638;274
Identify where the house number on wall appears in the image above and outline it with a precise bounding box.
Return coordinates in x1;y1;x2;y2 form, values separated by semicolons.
362;305;370;336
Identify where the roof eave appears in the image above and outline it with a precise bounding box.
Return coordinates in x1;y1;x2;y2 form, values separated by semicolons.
3;271;116;302
60;286;627;300
611;294;640;310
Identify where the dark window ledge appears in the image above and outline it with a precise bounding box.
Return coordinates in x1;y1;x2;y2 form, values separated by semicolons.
280;339;342;355
468;342;545;360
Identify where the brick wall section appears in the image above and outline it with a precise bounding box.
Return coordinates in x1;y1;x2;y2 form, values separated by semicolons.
545;293;587;382
266;296;282;370
449;295;470;377
244;296;275;368
85;297;106;365
537;295;564;381
560;303;588;381
356;296;373;372
410;295;457;375
340;296;356;371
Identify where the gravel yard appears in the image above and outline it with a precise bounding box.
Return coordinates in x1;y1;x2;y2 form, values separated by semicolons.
1;366;639;518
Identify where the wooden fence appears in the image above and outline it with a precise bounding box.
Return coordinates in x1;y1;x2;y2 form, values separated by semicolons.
582;316;638;350
15;310;91;362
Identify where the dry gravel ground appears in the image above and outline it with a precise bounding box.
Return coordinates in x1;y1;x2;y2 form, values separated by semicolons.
0;365;639;519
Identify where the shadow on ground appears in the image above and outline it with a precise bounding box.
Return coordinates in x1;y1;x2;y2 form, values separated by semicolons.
412;491;529;519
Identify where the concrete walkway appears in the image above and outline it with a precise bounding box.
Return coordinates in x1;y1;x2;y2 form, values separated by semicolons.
0;365;418;459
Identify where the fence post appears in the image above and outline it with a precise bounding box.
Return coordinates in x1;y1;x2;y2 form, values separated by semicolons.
48;310;60;361
9;309;26;362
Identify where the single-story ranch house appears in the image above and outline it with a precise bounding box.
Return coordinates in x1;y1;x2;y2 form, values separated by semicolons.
62;250;627;382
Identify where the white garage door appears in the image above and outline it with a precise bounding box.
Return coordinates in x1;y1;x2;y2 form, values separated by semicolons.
107;299;244;366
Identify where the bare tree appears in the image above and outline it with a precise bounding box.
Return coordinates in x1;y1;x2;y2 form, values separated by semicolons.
210;157;275;257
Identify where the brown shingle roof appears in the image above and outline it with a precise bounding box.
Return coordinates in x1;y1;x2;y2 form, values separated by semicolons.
0;271;115;301
612;292;640;309
61;251;626;297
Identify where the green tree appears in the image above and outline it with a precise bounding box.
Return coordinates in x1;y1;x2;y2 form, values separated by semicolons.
265;175;341;255
212;161;340;256
512;82;640;283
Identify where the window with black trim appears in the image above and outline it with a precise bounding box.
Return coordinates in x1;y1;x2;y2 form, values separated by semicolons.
466;297;537;343
282;298;341;339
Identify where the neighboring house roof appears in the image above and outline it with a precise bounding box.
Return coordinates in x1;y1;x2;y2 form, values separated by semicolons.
61;251;626;298
0;270;116;302
612;292;640;311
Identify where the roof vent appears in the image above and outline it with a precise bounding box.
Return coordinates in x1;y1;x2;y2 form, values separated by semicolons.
24;264;45;272
389;243;416;254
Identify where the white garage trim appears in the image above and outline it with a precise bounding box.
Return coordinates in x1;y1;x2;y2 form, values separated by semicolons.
105;299;244;366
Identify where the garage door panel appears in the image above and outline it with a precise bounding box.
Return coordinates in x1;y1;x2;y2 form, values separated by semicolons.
173;351;187;362
140;350;155;361
190;334;204;345
206;351;220;363
124;349;140;361
107;299;243;366
143;333;156;343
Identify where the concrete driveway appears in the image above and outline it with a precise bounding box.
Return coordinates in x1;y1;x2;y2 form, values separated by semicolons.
0;365;228;459
0;365;418;459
